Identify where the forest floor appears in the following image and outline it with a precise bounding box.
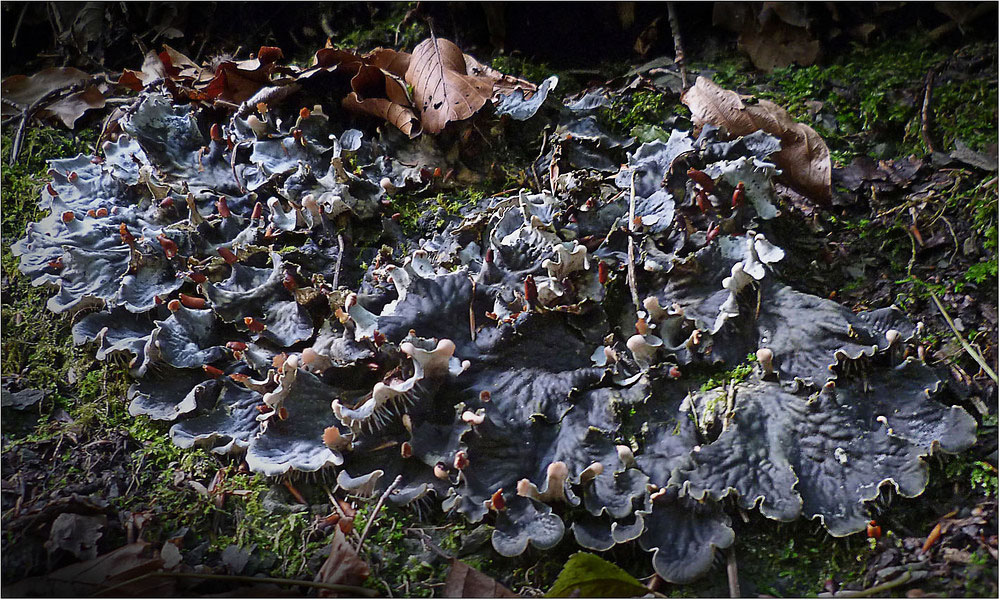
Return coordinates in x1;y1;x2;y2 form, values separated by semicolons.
1;3;997;597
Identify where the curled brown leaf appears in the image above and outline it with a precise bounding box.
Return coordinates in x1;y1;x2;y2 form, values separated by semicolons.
342;92;419;137
681;76;831;203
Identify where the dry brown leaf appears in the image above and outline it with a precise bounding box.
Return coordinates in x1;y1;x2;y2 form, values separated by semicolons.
118;50;168;92
159;44;203;79
443;559;517;598
2;542;171;597
2;67;107;128
314;528;370;597
48;86;107;129
463;53;538;100
738;19;820;72
682;76;831;203
342;92;419;137
405;36;494;134
368;48;411;79
200;46;288;103
298;47;364;82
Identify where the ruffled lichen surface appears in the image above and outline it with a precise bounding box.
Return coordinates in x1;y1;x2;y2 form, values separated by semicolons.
13;83;977;584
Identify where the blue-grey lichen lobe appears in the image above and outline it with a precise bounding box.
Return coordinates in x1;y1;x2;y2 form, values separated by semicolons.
14;85;976;584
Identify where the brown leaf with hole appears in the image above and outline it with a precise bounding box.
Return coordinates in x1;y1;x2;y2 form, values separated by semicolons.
682;76;831;203
2;542;172;597
314;528;370;597
405;36;494;134
2;67;107;128
443;559;517;598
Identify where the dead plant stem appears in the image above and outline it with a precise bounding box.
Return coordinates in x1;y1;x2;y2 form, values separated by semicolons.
356;474;403;552
831;570;913;597
929;291;998;382
332;232;345;290
667;2;687;89
10;74;109;166
726;546;741;598
627;169;641;314
91;570;378;597
920;68;937;154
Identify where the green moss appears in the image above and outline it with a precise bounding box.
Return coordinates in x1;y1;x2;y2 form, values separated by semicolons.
604;89;683;136
737;527;868;597
2;127;97;390
945;455;999;498
697;355;757;393
327;3;426;53
490;55;556;89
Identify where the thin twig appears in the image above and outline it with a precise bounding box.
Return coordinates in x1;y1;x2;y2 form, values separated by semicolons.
332;232;345;290
920;69;937;154
726;546;741;598
91;569;378;597
324;484;364;547
355;474;403;552
905;225;919;276
1;97;24;112
530;127;550;192
723;378;736;430
406;527;454;560
929;291;998;382
830;570;914;598
12;2;28;48
666;2;687;89
626;170;641;314
468;277;477;341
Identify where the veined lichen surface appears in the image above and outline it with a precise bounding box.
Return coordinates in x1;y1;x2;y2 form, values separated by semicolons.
13;65;977;584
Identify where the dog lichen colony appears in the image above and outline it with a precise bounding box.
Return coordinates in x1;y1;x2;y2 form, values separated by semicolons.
15;45;976;584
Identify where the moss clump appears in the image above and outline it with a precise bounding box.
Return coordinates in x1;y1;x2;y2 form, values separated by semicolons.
2;127;97;389
604;89;682;136
737;527;868;597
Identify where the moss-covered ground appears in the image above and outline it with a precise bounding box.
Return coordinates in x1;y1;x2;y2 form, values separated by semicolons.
2;7;996;597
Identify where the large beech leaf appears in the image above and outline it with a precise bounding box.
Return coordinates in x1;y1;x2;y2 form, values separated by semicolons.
2;542;172;597
405;37;494;134
682;76;831;203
